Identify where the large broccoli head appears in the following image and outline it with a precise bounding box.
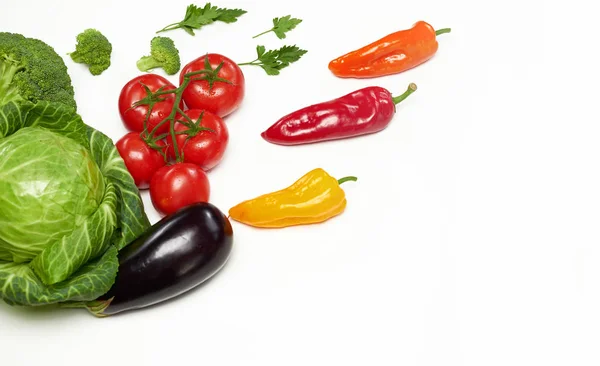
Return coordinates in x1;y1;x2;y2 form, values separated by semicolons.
69;29;112;76
0;32;76;109
136;36;181;75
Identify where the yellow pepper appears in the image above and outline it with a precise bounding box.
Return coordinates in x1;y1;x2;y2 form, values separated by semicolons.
228;168;357;228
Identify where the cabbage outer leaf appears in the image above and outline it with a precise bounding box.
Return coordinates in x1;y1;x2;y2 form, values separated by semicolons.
0;101;150;306
29;180;117;285
0;246;118;306
86;126;150;250
0;127;106;263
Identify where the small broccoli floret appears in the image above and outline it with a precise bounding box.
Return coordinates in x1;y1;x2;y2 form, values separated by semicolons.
0;32;76;109
69;29;112;76
136;36;181;75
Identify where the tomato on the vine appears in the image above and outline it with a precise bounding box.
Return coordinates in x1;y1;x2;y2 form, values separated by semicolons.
179;53;245;118
166;109;229;171
149;163;211;216
116;132;167;189
119;74;183;136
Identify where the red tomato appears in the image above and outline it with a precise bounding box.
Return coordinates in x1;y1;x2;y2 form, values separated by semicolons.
149;163;211;216
166;109;229;171
179;54;245;118
115;132;167;189
118;74;183;136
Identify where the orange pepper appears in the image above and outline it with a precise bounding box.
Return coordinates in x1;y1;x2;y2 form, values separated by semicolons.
328;21;451;78
228;168;357;228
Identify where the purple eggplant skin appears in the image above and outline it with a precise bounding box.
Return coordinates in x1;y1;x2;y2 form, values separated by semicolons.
94;202;233;316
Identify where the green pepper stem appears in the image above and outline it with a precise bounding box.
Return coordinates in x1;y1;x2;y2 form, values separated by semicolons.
337;176;358;185
435;28;451;36
392;83;417;105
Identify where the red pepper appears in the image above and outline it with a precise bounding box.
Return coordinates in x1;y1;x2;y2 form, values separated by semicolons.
261;83;417;145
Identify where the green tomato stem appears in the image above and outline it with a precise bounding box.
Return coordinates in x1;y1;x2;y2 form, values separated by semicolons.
165;80;189;163
141;69;216;163
177;107;196;127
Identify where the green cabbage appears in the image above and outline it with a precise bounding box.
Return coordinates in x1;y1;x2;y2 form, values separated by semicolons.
0;100;150;307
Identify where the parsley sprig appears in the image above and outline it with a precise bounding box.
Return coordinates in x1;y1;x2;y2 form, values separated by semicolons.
157;3;247;35
252;15;302;39
238;45;307;75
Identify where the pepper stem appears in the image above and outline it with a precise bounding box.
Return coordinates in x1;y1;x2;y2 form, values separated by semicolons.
337;176;358;185
435;28;451;36
392;83;418;105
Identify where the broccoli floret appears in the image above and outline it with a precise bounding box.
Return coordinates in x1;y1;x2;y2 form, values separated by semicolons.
69;29;112;76
0;32;76;109
136;36;181;75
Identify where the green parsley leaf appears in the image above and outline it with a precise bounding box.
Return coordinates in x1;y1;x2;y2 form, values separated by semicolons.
216;8;248;23
157;3;247;35
252;15;303;39
275;45;307;63
238;45;307;75
256;45;266;58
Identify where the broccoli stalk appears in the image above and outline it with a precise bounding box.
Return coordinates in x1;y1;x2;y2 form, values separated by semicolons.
136;56;164;72
136;36;181;75
69;29;112;76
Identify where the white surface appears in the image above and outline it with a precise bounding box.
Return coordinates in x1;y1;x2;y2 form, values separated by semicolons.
1;0;599;365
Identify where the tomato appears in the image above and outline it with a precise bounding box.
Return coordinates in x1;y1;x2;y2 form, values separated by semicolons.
115;132;167;189
166;109;229;171
118;74;183;136
149;163;211;216
179;54;245;118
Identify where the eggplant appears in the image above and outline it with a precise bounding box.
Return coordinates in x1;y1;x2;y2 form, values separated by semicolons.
91;202;233;316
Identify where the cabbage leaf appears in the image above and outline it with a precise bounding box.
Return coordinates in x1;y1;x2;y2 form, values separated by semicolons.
0;100;150;307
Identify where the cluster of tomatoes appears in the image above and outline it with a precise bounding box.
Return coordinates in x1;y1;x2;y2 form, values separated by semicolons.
115;53;245;216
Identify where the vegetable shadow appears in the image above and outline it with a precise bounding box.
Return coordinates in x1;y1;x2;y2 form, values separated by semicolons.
0;251;235;321
103;256;234;319
0;302;83;321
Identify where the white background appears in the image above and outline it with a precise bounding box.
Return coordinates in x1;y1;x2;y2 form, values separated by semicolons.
1;0;599;365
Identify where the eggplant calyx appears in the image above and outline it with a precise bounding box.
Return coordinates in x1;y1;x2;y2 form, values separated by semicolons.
60;297;113;318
